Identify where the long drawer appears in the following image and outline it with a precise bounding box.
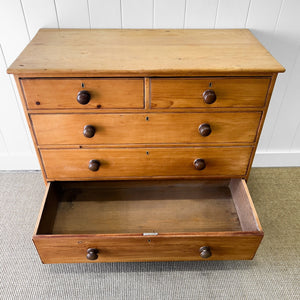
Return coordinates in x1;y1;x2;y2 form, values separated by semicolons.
21;78;144;109
151;77;270;108
40;147;252;179
33;179;263;263
31;112;261;145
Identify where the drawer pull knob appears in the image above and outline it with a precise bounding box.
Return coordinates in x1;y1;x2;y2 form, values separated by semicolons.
200;246;211;259
83;125;96;138
77;90;91;105
87;248;99;260
89;159;101;171
203;89;216;104
193;158;206;170
199;123;211;137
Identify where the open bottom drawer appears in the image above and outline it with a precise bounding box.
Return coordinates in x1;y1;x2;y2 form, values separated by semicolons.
33;179;263;263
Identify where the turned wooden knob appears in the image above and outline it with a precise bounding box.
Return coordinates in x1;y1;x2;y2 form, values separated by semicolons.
193;158;206;170
86;248;99;260
77;90;91;105
199;123;211;137
200;246;211;259
83;125;95;138
203;89;216;104
89;160;100;171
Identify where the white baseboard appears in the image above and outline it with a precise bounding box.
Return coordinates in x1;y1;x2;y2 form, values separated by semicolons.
0;153;40;170
253;152;300;167
0;151;299;170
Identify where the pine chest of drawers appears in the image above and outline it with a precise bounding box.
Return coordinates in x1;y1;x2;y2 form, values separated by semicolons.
8;29;284;264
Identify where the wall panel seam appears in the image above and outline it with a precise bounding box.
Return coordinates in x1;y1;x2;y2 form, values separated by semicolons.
291;120;300;150
152;0;154;28
20;0;31;40
120;0;123;28
266;43;300;151
86;0;92;29
0;45;34;153
273;0;285;33
183;0;187;29
0;129;8;153
53;0;60;28
244;0;252;28
214;0;220;28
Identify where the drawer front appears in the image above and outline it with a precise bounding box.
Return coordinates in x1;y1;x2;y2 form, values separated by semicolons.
32;112;261;145
33;235;263;264
21;78;144;109
151;77;270;108
41;147;252;179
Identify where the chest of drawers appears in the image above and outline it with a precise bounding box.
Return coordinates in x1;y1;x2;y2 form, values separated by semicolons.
8;29;284;264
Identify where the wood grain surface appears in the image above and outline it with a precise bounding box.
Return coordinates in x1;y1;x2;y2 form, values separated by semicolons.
151;77;270;108
33;234;263;263
21;78;144;109
50;181;241;234
7;29;285;76
33;179;263;263
31;112;261;145
40;147;252;179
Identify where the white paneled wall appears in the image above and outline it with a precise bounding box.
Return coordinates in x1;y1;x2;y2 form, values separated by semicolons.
0;0;299;170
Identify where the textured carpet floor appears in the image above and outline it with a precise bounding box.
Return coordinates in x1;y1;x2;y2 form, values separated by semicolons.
0;168;299;300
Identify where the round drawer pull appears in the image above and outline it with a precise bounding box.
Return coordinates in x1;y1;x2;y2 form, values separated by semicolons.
87;248;99;260
193;158;206;170
77;90;91;105
89;159;101;171
203;89;216;104
83;125;96;138
199;246;211;259
198;123;211;137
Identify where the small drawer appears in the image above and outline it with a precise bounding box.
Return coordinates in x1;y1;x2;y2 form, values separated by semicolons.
33;179;263;263
150;77;270;108
21;78;144;109
40;147;252;180
31;112;261;146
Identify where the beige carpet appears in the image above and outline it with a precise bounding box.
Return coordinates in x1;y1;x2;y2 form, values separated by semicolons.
0;168;299;299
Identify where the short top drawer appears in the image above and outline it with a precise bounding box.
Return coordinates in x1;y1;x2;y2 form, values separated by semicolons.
21;78;144;109
150;77;270;109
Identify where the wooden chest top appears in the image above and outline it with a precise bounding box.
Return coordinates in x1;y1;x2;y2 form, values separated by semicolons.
7;29;285;77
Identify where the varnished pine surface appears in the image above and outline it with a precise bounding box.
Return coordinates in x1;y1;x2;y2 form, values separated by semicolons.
33;235;263;263
40;147;252;179
151;77;270;108
21;78;144;109
31;112;261;145
48;180;241;234
7;29;285;76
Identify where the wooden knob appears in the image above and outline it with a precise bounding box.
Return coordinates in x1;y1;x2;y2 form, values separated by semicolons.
203;89;216;104
86;248;99;260
77;90;91;105
89;159;100;171
193;158;206;170
200;246;211;259
83;125;95;138
199;123;211;137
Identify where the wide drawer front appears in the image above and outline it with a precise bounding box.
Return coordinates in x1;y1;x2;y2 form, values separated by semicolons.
31;112;261;145
151;77;270;108
21;78;144;109
33;179;263;263
34;235;263;264
41;147;252;179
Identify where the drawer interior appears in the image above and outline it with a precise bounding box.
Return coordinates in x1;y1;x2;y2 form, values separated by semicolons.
36;179;261;235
